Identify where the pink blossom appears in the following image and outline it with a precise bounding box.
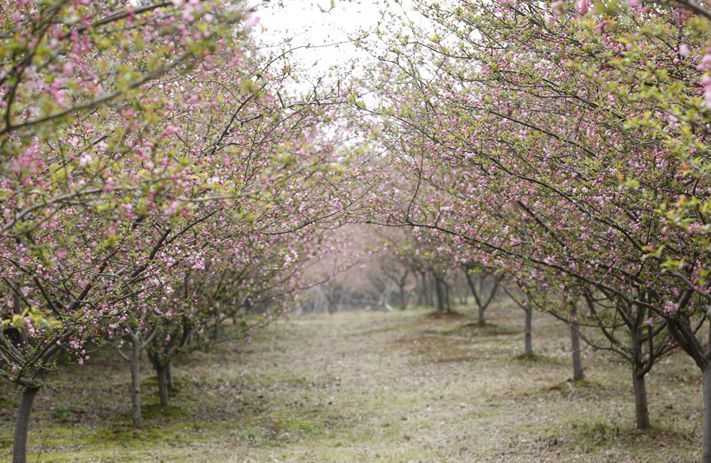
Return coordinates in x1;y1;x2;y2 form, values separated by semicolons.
703;75;711;111
79;153;92;167
576;0;590;15
697;49;711;72
244;13;261;29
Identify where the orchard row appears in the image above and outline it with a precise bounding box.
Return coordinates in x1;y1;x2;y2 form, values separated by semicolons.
0;1;709;463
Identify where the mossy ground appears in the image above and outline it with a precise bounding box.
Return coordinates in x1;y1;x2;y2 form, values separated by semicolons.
0;301;702;462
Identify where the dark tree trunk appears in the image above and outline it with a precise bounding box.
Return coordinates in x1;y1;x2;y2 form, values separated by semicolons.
157;365;169;406
398;273;408;310
664;305;711;463
463;271;479;314
166;361;174;391
477;274;485;323
524;295;533;357
570;303;584;381
12;386;39;463
130;335;142;427
630;323;650;430
632;368;650;430
415;272;425;306
464;269;500;325
434;274;446;313
443;279;452;312
423;272;433;306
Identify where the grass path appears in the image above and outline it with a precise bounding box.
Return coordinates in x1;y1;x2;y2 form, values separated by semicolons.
0;303;703;462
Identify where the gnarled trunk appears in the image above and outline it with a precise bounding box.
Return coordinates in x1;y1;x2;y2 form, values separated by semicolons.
12;386;39;463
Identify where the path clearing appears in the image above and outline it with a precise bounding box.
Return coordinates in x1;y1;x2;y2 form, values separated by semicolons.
0;303;701;462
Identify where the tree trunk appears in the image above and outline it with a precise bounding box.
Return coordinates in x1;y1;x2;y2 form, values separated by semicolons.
166;362;174;391
417;278;425;305
632;368;650;430
12;386;39;463
130;335;142;427
423;272;433;306
434;275;445;313
630;324;650;430
443;279;451;313
570;303;584;381
434;275;448;313
157;365;169;406
464;271;487;324
703;364;711;463
398;273;408;311
524;297;533;357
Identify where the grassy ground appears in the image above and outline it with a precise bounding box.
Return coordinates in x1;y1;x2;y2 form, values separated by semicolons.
0;301;703;462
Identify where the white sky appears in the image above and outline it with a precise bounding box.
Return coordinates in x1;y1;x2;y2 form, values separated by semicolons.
251;0;410;85
254;0;385;41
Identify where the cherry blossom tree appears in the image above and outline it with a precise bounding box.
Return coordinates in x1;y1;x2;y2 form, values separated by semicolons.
352;0;708;439
0;2;250;460
0;0;364;459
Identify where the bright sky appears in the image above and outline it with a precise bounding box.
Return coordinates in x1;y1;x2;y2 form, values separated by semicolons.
255;0;384;40
251;0;407;85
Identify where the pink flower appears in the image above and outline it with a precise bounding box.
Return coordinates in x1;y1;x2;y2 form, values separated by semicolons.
678;44;690;57
576;0;590;15
165;200;180;217
244;13;261;29
698;52;711;72
551;0;568;16
102;177;115;193
79;153;92;167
